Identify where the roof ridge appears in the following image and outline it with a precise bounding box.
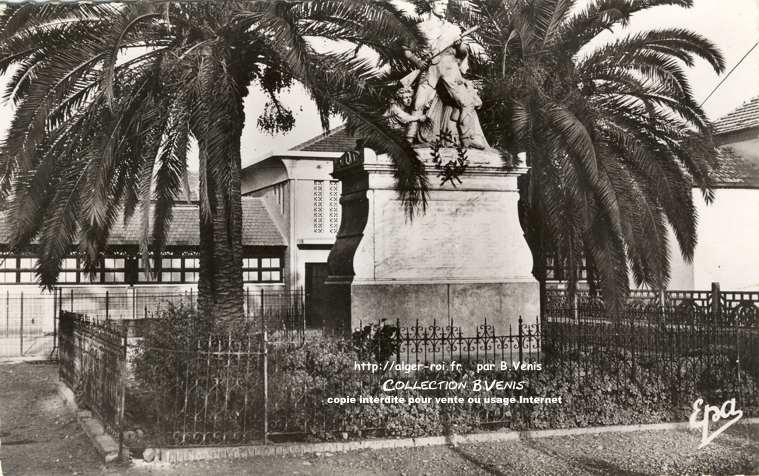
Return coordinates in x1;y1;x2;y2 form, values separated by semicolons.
712;95;759;135
290;124;347;151
714;95;759;120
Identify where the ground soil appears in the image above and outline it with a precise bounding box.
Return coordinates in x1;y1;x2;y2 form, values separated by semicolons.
1;361;758;476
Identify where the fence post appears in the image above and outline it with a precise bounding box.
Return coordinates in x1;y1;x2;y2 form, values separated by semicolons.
132;286;136;321
572;292;578;324
20;292;24;356
262;315;268;444
5;290;8;337
711;282;721;321
396;318;401;363
105;291;110;321
260;289;264;328
52;289;58;358
518;315;524;363
301;288;306;332
118;326;127;460
302;289;306;343
70;289;74;313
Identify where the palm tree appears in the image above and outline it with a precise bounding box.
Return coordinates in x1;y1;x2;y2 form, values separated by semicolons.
0;2;427;323
447;0;725;310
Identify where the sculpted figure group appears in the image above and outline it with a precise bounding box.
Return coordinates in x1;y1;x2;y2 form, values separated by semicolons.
385;0;489;150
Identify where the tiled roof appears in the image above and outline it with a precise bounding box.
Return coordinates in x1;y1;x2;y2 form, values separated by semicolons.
290;125;358;153
713;96;759;136
0;197;285;247
711;146;759;188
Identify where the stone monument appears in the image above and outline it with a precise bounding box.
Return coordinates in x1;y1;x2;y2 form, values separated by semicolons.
324;1;539;333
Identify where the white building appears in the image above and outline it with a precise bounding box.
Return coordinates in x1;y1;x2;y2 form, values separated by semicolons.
241;126;356;325
669;96;759;290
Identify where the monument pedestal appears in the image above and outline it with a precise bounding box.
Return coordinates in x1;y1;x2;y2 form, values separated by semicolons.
325;147;539;334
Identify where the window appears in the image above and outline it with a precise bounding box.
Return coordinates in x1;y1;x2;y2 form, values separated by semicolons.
260;258;281;282
18;257;38;283
313;180;340;234
545;253;558;281
579;256;588;280
161;257;183;283
139;257;158;283
79;259;100;284
103;257;125;283
545;251;590;282
0;255;113;284
243;256;282;283
0;257;17;283
0;255;93;284
184;258;199;283
59;258;78;284
243;258;259;283
328;181;340;234
313;180;324;233
137;255;200;283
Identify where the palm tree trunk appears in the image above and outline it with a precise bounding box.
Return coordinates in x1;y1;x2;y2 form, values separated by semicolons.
519;168;547;322
196;95;245;325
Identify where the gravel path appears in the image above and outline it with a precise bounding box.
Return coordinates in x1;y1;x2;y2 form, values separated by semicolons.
0;361;124;475
2;361;758;476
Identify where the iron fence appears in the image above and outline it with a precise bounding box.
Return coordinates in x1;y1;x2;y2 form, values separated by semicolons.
544;285;759;327
0;287;305;358
58;311;127;454
57;287;196;320
55;287;306;329
0;292;57;358
352;317;542;364
129;334;267;446
244;289;306;332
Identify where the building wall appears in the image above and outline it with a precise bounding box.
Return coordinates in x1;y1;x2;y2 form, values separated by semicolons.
693;188;759;290
716;128;759;161
288;178;340;290
668;188;759;291
728;137;759;162
241;159;288;194
242;155;342;291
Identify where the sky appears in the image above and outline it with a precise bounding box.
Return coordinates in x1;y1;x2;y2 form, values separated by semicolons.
0;0;757;171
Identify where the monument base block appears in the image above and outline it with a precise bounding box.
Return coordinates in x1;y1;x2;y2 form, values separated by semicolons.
350;282;539;331
326;147;539;334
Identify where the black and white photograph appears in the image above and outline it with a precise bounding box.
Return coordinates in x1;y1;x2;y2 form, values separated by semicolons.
0;0;757;474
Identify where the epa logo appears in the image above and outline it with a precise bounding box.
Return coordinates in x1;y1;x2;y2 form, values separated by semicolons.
689;398;743;448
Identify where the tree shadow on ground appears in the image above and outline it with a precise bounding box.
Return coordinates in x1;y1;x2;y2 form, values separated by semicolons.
443;435;508;476
439;426;649;476
519;437;649;476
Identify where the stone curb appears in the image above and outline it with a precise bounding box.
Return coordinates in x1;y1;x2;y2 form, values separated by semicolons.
55;382;121;464
0;356;53;364
151;417;759;464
